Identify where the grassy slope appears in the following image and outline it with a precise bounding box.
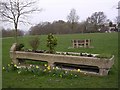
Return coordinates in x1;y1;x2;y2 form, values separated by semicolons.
2;33;118;88
0;38;2;89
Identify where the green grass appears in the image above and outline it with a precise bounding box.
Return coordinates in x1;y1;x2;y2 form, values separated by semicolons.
2;32;118;88
0;38;2;89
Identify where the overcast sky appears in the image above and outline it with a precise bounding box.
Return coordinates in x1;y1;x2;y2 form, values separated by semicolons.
0;0;119;31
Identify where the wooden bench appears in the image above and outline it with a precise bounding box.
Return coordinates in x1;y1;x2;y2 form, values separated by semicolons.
72;39;91;48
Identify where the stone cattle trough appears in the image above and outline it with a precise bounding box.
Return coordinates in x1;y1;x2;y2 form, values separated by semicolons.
10;43;114;76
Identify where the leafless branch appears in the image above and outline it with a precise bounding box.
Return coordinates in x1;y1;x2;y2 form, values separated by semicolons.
0;0;42;42
19;20;32;25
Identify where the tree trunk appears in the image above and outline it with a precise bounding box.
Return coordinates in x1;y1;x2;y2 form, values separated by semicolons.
14;23;18;43
71;22;74;31
94;24;98;32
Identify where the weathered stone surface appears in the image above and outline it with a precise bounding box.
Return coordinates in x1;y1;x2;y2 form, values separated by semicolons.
10;43;114;76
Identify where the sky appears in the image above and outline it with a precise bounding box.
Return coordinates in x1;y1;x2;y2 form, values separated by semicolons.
0;0;119;31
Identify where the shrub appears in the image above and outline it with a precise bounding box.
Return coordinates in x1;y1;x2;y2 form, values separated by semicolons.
29;36;40;52
47;33;57;53
16;43;24;51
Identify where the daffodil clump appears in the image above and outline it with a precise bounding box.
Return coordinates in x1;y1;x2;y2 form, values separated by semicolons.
3;62;83;79
2;62;18;72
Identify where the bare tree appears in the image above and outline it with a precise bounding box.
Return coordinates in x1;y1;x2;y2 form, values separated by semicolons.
87;12;107;31
114;16;119;24
67;8;79;31
0;0;42;43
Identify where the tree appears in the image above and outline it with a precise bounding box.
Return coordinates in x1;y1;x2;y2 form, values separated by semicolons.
47;33;57;53
87;12;107;31
67;8;79;31
0;0;42;43
109;21;113;27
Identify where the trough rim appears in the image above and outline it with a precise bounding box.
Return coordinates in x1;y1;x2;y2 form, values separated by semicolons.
10;51;114;62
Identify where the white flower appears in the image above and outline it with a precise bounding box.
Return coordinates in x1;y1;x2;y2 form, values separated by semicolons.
75;75;77;77
52;67;55;69
18;71;21;74
30;64;32;67
55;66;59;69
65;71;68;74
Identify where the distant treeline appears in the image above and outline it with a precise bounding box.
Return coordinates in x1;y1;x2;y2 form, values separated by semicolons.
29;11;118;35
2;28;24;37
29;20;109;35
1;20;118;37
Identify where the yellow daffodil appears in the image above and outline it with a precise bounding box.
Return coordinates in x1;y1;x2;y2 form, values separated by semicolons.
8;64;10;67
47;66;51;70
44;69;46;72
36;65;39;69
2;67;5;70
14;64;17;67
77;69;80;72
44;64;47;67
60;74;62;78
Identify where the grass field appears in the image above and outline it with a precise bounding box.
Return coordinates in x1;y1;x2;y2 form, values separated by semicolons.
2;32;118;88
0;38;2;89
